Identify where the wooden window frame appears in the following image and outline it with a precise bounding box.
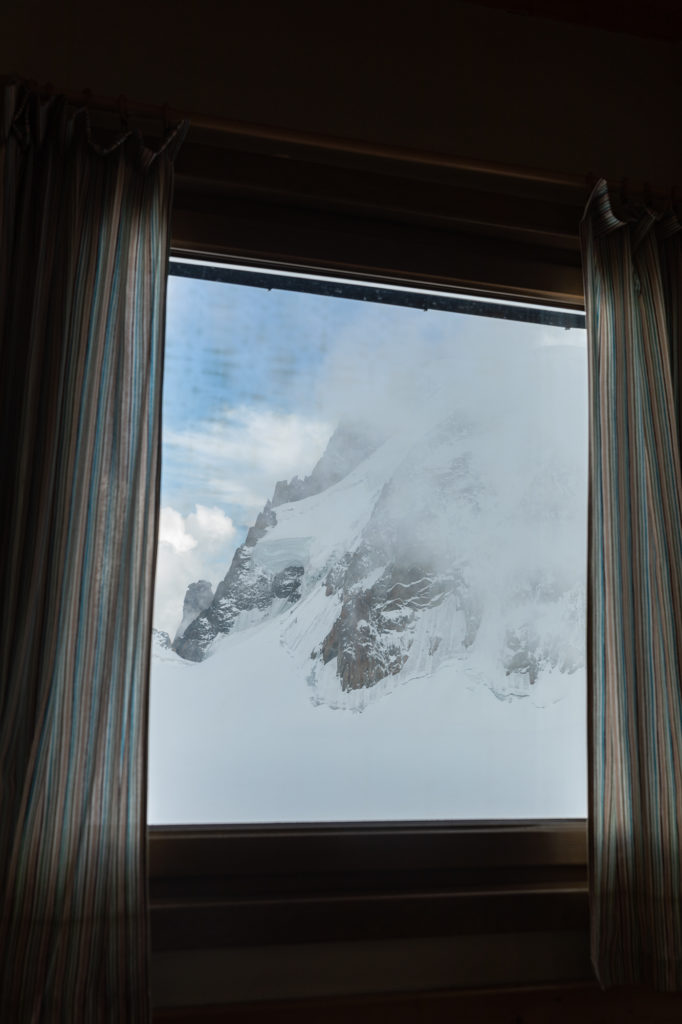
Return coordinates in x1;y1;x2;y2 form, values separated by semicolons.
149;130;589;960
149;821;587;952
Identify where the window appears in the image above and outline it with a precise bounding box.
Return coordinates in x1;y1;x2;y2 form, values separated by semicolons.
150;136;589;973
149;262;587;827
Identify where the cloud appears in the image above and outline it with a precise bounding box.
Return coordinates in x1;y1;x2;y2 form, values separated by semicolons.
312;305;587;447
153;504;237;637
164;406;332;522
159;507;198;553
189;504;238;541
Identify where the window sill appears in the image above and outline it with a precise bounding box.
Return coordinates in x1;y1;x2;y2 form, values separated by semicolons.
148;820;587;951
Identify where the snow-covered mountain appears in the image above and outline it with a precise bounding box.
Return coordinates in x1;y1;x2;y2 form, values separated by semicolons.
150;335;588;823
171;345;586;711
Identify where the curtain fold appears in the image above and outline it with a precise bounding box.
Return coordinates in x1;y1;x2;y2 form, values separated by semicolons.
0;83;186;1021
582;178;682;990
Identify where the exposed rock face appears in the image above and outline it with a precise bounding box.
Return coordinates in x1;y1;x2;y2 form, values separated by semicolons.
152;628;172;650
173;507;305;662
321;568;422;690
273;565;305;600
320;560;476;692
271;422;382;507
244;505;277;546
174;580;215;643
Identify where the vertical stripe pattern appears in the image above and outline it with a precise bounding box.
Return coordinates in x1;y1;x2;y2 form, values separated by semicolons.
582;179;682;990
0;85;186;1021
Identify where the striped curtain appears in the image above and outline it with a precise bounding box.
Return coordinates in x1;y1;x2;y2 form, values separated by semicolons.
0;84;185;1020
582;179;682;989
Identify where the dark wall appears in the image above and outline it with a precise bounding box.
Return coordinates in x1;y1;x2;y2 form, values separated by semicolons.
3;0;681;186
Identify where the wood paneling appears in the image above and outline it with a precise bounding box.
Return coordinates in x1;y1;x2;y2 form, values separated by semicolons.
467;0;682;41
3;1;681;185
170;133;587;306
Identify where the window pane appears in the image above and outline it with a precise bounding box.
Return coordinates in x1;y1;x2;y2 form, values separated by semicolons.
148;268;587;823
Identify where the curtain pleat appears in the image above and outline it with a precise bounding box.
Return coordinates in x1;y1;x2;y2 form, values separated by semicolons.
0;83;186;1021
582;179;682;990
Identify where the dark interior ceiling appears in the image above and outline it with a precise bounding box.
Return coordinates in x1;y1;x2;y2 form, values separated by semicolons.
466;0;682;40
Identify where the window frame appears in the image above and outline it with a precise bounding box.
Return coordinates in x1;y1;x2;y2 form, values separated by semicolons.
148;820;587;952
150;132;589;970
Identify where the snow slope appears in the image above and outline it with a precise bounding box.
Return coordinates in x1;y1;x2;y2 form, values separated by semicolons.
149;607;586;823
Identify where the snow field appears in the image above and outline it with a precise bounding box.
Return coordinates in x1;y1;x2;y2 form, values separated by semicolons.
148;602;586;823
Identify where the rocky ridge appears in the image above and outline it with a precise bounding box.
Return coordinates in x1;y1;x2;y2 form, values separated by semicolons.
174;580;215;643
173;423;380;663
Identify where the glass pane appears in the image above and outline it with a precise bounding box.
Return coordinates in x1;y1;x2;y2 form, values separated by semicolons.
148;268;587;823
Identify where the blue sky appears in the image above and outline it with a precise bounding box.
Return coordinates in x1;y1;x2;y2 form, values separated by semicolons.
162;277;337;515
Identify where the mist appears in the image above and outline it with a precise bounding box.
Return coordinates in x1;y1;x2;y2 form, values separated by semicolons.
307;306;588;624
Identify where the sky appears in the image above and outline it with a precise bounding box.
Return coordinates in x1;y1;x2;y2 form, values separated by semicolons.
153;270;587;638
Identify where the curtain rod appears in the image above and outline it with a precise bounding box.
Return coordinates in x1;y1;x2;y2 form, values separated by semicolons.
4;76;587;192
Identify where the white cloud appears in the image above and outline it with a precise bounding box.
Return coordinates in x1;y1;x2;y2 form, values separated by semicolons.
159;507;198;553
153;504;237;637
190;504;238;540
